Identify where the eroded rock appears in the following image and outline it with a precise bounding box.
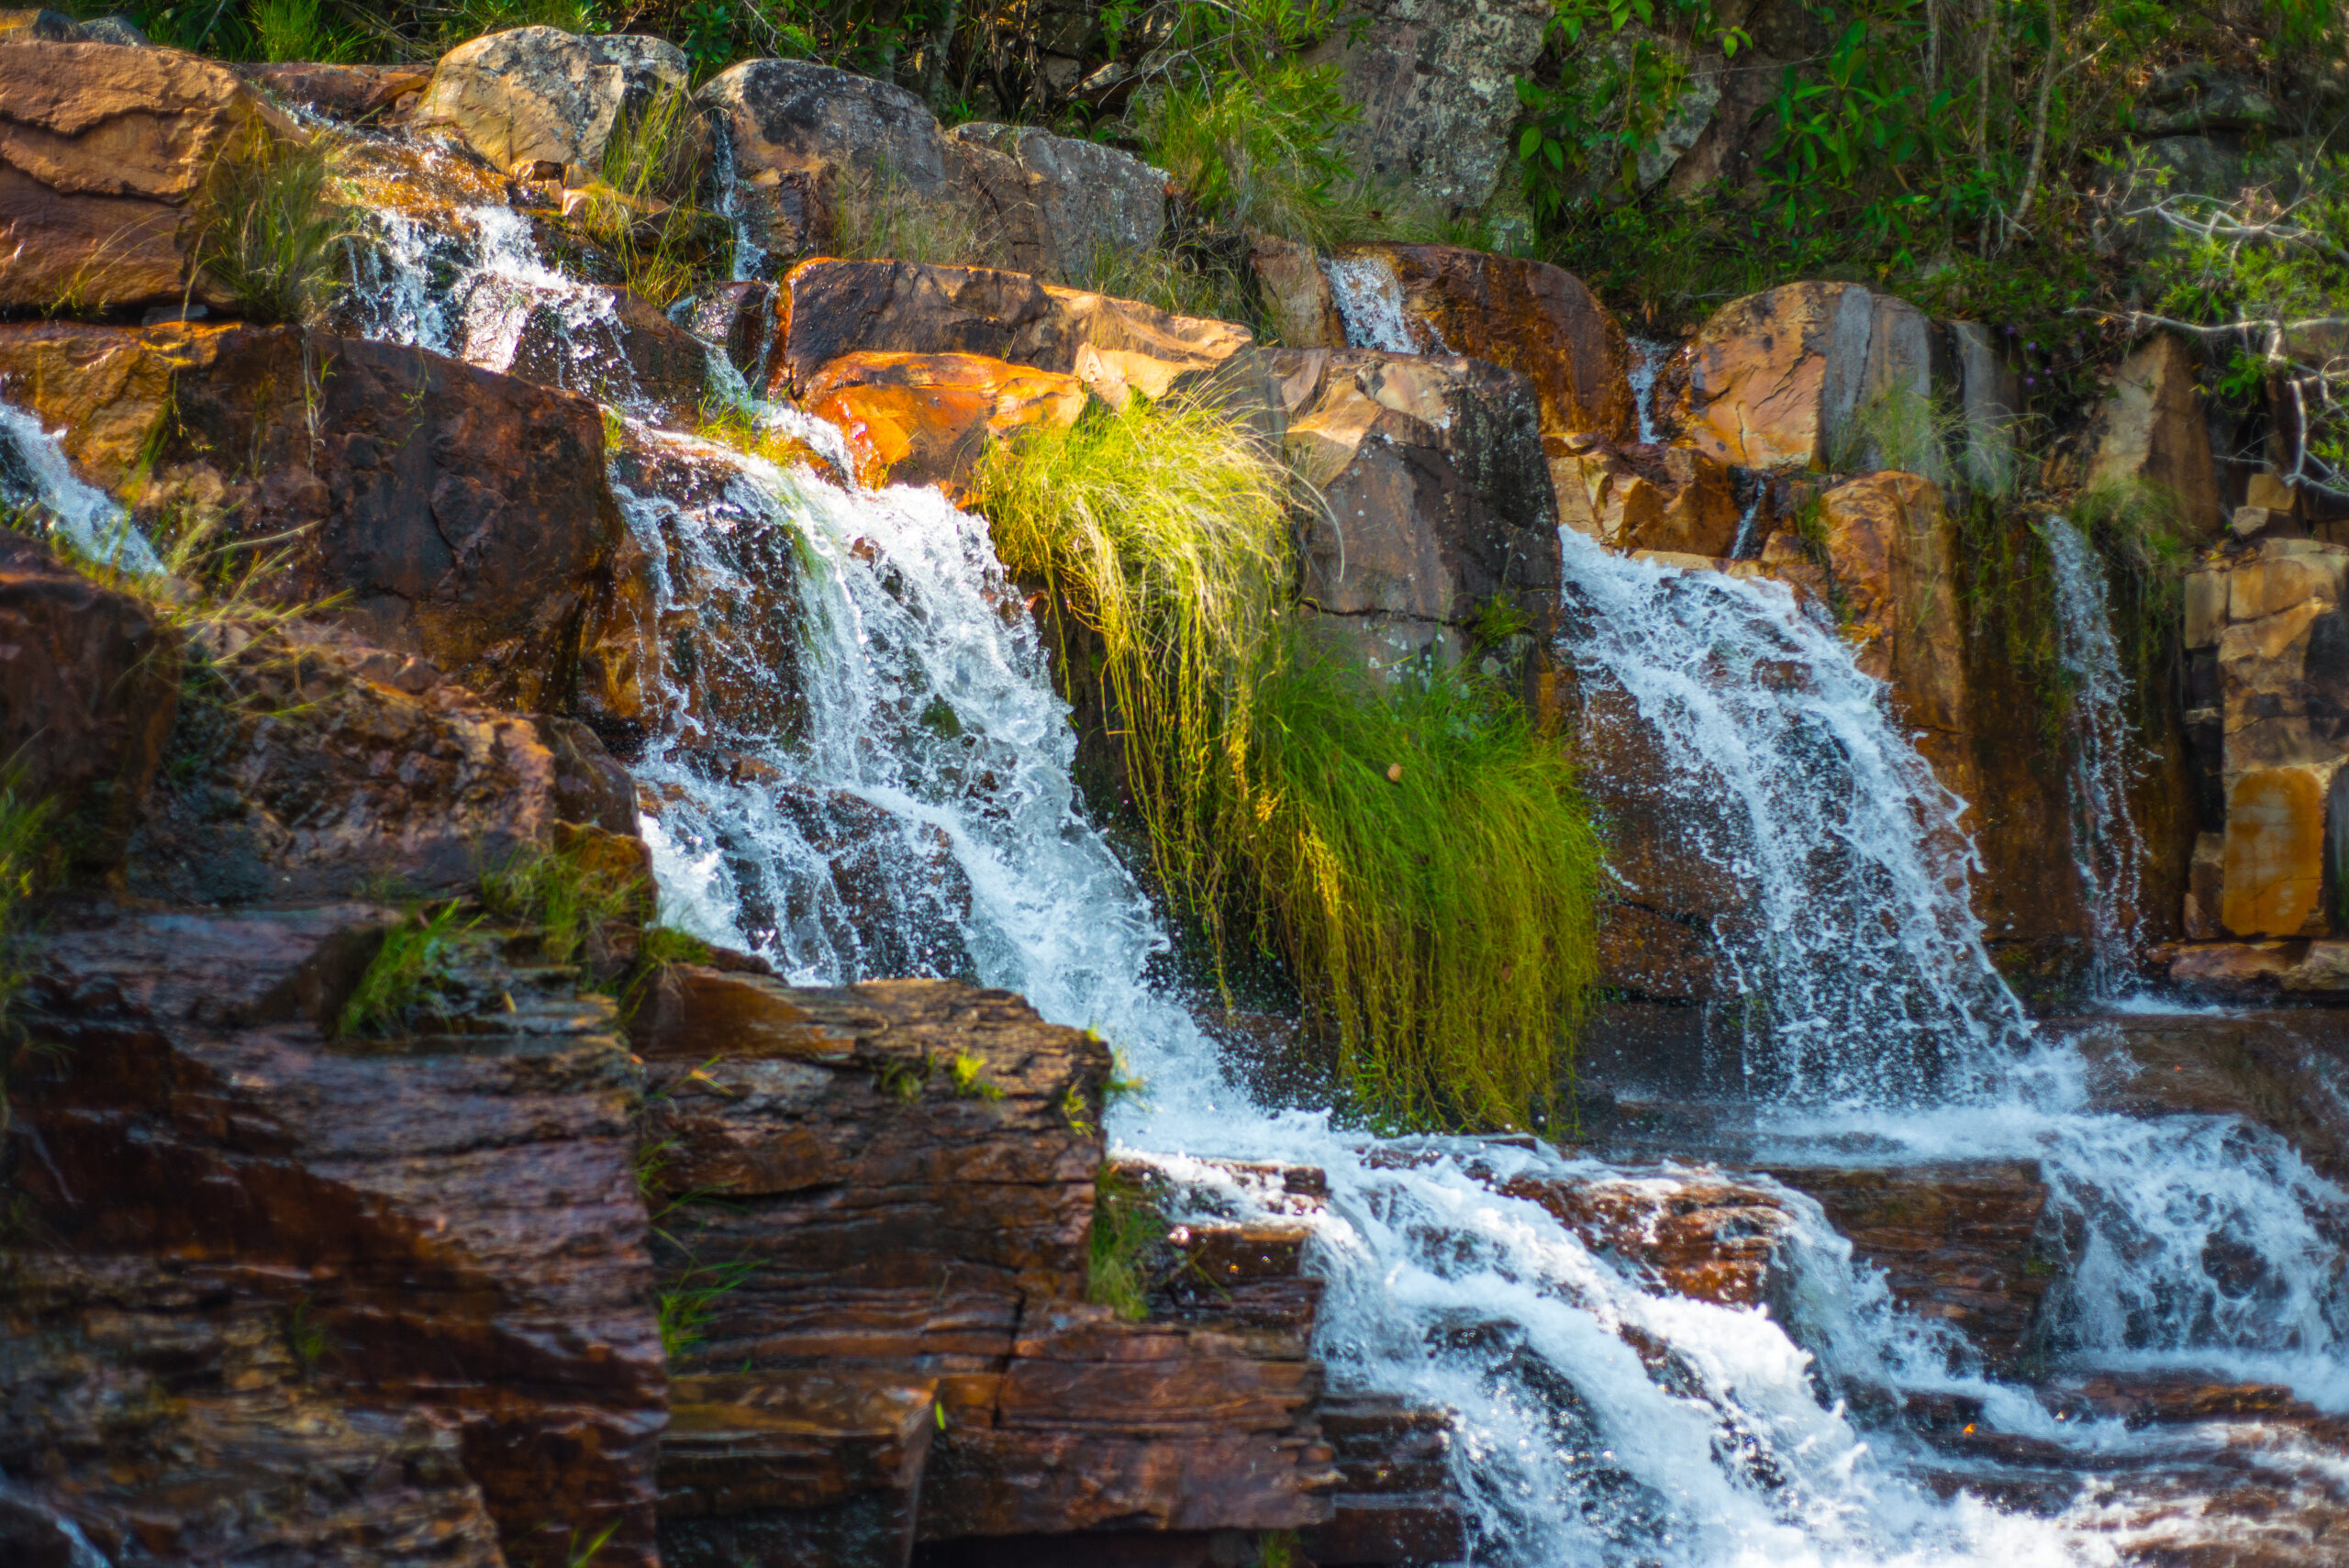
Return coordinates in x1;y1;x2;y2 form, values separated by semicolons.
1273;347;1559;676
0;39;299;313
411;26;689;178
802;350;1086;495
1812;471;1972;788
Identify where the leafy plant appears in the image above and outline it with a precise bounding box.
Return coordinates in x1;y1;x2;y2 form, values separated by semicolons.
949;1051;1005;1100
251;0;357;61
1139;58;1362;245
337;902;471;1038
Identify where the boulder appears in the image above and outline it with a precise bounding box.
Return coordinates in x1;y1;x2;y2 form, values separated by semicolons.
0;40;299;313
142;325;624;708
699;59;1164;284
1299;0;1551;217
949;120;1169;275
800;350;1087;496
1674;282;1938;473
126;619;635;905
2220;765;2330;938
1765;1162;2054;1368
0;8;87;39
2086;332;2224;537
410;26;688;178
1813;471;1971;776
1500;1170;1798;1307
772;259;1259;416
6;904;665;1568
1549;433;1745;556
485;277;721;426
0;528;178;868
1325;243;1635;440
1249;229;1345;350
683;278;778;383
1271;348;1560;673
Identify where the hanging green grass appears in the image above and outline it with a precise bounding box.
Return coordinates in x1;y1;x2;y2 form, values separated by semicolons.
973;395;1601;1129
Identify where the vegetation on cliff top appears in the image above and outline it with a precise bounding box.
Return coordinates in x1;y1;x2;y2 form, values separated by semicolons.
975;395;1600;1130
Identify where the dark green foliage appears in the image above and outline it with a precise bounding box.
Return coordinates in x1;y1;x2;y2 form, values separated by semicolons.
1087;1162;1168;1320
195;130;356;327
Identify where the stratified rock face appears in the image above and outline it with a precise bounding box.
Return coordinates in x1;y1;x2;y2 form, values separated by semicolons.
700;59;1166;284
1765;1162;2054;1368
0;528;178;869
800;350;1086;495
1302;0;1551;216
629;973;1349;1559
5;905;666;1568
2087;331;2223;537
148;325;625;708
126;620;634;904
2073;1010;2349;1180
412;26;689;176
1329;243;1636;441
1275;346;1558;637
0;39;295;312
2176;539;2349;940
1674;282;1935;472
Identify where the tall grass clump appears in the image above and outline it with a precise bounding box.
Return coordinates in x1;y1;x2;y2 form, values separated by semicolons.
1140;62;1361;246
972;396;1601;1129
974;395;1292;920
576;87;727;306
1240;645;1600;1129
251;0;358;62
195;129;357;327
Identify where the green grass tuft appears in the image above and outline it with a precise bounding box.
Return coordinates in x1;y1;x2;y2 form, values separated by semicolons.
477;839;645;972
573;86;728;307
974;395;1601;1130
1086;1162;1166;1321
195;128;358;327
337;902;470;1038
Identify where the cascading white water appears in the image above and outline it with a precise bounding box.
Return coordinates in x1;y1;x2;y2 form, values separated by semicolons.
0;401;163;575
2040;517;2146;996
1562;530;2031;1102
1325;251;1431;353
327;150;2349;1564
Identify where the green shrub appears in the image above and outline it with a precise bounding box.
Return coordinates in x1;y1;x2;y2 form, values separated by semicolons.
1140;61;1361;245
1086;1162;1167;1320
195;129;357;326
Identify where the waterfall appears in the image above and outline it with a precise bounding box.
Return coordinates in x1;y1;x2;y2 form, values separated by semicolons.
0;401;162;576
323;146;2349;1567
2040;517;2146;995
1561;531;2031;1102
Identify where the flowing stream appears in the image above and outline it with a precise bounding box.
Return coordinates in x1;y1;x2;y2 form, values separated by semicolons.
192;135;2349;1563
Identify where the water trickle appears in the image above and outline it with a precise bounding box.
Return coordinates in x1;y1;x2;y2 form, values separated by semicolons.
2041;517;2146;996
0;401;162;575
1628;336;1674;446
1325;251;1431;353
